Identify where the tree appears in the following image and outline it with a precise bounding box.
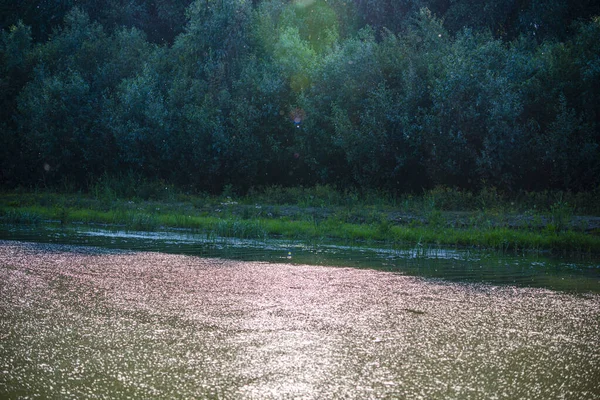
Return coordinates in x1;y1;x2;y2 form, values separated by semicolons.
15;8;153;186
0;21;33;186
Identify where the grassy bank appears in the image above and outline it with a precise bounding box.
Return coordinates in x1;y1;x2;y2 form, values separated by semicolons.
1;186;600;254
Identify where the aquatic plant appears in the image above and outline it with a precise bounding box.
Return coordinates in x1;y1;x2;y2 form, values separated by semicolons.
1;190;600;254
550;200;574;232
212;219;267;240
0;209;43;225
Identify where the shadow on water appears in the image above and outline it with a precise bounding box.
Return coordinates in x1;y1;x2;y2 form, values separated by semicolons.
1;223;599;293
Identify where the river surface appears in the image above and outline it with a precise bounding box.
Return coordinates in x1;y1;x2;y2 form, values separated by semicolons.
0;226;599;399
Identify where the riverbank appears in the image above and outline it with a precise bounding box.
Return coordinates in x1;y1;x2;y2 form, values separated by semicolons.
1;188;600;254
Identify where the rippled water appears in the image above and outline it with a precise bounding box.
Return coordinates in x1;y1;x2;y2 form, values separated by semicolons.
1;224;599;293
1;228;600;399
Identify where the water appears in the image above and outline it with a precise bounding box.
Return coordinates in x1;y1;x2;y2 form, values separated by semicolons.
1;225;599;399
1;224;599;293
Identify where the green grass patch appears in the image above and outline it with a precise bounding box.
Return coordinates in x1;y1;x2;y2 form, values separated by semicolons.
1;189;599;254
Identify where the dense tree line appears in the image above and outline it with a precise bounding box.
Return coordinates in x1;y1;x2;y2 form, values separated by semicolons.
1;0;599;194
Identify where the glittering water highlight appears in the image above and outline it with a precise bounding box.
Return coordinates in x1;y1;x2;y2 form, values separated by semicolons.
1;241;599;399
2;224;599;293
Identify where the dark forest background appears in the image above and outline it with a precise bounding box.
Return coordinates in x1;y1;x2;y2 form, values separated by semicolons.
1;0;599;195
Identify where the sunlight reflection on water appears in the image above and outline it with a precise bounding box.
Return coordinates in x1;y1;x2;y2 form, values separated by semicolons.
2;225;598;293
1;241;599;399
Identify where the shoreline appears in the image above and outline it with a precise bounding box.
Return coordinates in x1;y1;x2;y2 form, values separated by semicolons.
1;190;600;255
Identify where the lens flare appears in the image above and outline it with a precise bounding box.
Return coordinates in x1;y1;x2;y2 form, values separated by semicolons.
294;0;317;8
290;107;306;127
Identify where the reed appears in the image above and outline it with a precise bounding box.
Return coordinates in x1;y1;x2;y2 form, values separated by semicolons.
1;189;599;254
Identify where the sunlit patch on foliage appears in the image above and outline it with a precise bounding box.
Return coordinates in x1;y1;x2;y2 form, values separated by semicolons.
1;0;599;196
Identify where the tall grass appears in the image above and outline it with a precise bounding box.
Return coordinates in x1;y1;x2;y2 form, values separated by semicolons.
90;172;179;202
0;209;43;224
211;219;267;239
1;186;600;254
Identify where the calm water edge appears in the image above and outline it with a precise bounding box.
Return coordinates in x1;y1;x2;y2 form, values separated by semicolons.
0;225;599;399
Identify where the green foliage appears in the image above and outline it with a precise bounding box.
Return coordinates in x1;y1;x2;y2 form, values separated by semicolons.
2;1;600;196
376;213;392;236
0;209;43;225
0;21;33;185
90;173;177;202
273;26;317;92
18;69;97;183
3;188;600;253
280;0;340;53
550;199;573;232
12;8;154;187
174;0;251;74
127;212;160;231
